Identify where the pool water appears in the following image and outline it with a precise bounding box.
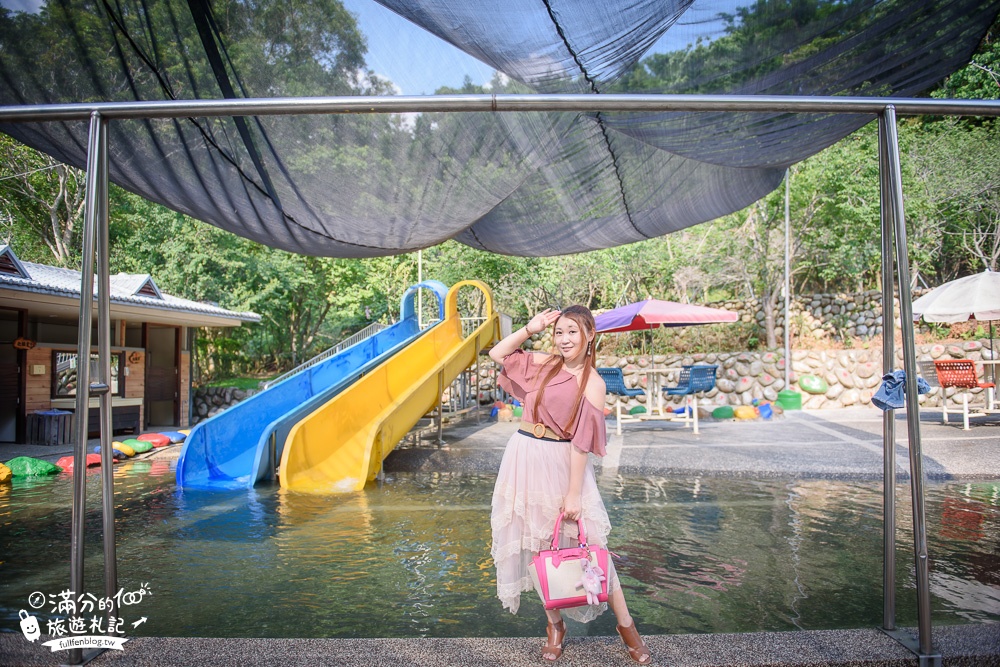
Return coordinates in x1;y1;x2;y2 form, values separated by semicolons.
1;458;997;638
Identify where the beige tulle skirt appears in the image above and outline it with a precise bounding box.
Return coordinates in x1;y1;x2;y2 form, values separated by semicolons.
490;430;620;623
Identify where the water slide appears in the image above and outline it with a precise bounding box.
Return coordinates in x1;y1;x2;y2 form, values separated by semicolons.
176;281;449;490
280;280;499;493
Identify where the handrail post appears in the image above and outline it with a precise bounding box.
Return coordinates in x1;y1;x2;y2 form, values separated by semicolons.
68;110;108;666
878;106;940;667
474;334;481;425
878;111;897;633
437;369;445;446
94;110;119;638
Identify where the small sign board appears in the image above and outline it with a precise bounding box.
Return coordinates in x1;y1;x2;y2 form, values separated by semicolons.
13;337;35;350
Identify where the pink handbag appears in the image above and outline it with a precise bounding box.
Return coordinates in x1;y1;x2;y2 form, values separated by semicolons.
529;512;614;610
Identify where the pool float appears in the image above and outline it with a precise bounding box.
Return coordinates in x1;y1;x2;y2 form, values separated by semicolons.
55;454;102;472
136;433;171;448
733;405;758;420
159;431;187;443
0;463;11;483
123;438;153;454
5;456;61;476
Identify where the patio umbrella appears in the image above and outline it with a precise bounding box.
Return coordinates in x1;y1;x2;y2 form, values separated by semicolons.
595;299;738;333
912;269;1000;379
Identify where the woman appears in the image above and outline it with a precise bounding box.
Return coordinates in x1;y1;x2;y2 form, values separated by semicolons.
490;305;650;663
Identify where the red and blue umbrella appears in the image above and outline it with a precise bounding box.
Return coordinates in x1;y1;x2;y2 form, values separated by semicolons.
594;299;738;333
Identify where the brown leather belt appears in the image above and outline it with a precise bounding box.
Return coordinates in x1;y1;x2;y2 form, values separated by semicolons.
518;422;569;442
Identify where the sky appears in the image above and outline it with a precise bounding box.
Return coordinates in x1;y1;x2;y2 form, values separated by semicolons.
0;0;42;12
344;0;498;95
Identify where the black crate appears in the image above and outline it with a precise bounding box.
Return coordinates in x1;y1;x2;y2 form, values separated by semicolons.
26;411;74;446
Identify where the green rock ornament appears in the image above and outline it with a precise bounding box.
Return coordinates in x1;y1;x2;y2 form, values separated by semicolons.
712;405;735;419
799;374;828;394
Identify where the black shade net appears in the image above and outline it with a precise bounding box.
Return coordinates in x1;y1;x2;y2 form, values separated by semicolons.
0;0;996;257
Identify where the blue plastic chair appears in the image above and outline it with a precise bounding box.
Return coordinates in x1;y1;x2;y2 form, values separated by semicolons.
597;367;644;435
662;365;718;434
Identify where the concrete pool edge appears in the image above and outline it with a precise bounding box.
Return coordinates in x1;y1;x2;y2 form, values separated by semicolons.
1;624;997;666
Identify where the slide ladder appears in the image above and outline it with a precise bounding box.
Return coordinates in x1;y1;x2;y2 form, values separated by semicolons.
280;280;499;493
176;281;448;490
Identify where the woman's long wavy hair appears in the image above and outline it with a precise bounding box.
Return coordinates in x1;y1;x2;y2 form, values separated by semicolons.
535;305;597;438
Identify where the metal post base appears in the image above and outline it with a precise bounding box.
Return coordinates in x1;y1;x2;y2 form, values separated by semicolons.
61;647;106;666
879;627;942;667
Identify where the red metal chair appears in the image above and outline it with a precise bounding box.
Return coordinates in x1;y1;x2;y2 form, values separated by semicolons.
933;360;995;430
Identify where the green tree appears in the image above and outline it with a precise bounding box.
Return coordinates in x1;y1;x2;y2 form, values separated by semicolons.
0;134;86;265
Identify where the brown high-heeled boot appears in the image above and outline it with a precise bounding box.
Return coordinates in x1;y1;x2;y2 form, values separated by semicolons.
542;619;566;661
616;620;651;664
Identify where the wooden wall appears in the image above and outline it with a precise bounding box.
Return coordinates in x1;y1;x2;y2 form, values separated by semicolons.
24;346;51;413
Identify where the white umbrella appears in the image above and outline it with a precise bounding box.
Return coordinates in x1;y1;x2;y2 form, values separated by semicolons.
912;269;1000;380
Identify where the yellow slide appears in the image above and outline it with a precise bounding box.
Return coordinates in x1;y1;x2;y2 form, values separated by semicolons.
279;281;500;493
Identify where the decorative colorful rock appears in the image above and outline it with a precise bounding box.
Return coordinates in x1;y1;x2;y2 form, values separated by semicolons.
94;445;125;460
799;374;829;394
114;442;136;457
55;454;102;472
5;456;61;476
124;439;153;454
136;433;171;448
712;405;735;419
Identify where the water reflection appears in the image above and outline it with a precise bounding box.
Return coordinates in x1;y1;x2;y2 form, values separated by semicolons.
0;464;996;638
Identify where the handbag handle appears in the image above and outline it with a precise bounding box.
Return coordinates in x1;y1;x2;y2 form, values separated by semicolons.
550;511;588;550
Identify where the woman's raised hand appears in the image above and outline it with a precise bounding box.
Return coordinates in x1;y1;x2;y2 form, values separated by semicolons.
526;309;561;335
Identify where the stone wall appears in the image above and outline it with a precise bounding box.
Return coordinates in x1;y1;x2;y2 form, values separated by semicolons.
708;289;937;342
709;291;881;341
190;385;258;424
592;340;996;412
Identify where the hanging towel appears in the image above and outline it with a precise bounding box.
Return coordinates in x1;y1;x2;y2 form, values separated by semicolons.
872;370;931;411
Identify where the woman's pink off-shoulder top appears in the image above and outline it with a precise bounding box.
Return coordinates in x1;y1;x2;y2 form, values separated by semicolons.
497;349;607;457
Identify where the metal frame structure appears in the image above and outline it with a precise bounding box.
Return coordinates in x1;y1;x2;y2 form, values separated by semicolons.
3;94;999;666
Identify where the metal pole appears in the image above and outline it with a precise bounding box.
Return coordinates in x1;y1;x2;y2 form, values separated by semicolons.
437;370;445;445
1;94;1000;123
881;106;938;664
68;110;103;666
94;113;119;632
784;171;791;390
878;116;897;632
475;334;481;425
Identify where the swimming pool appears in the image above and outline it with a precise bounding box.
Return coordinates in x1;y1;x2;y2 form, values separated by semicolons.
1;458;997;638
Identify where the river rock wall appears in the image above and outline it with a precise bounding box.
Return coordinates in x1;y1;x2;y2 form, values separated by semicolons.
591;340;996;412
190;386;258;424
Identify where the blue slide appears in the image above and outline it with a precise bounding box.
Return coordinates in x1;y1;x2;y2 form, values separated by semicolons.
176;281;448;490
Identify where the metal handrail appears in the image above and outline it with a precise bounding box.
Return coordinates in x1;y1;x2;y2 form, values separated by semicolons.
262;322;388;389
461;317;487;338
